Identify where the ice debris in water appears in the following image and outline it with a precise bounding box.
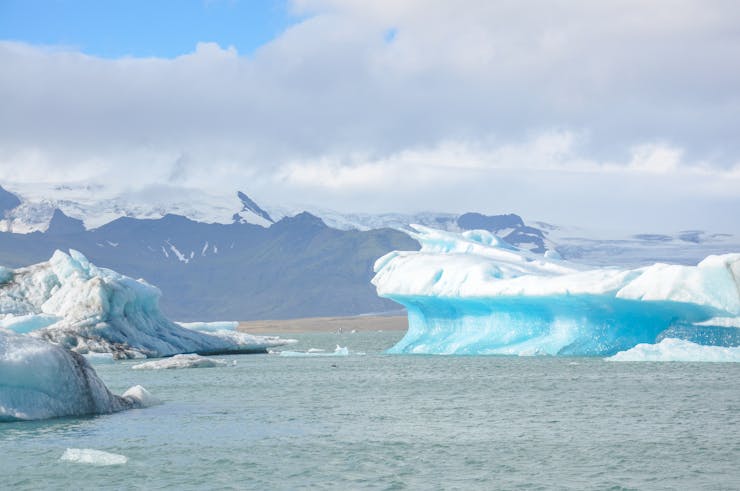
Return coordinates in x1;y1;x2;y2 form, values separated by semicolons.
607;338;740;362
132;353;230;370
121;385;161;406
60;448;128;466
0;331;156;421
277;345;354;357
0;250;290;358
372;225;740;356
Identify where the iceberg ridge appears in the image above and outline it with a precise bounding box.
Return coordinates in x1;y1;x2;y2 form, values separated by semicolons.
0;250;289;358
372;225;740;356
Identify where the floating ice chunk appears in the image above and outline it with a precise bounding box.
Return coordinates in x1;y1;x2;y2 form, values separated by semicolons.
121;385;161;406
177;321;239;332
0;250;291;358
0;331;154;421
607;338;740;362
277;345;353;357
132;354;229;370
60;448;128;466
373;225;740;356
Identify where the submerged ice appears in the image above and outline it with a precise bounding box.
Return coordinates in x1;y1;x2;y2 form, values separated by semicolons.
0;331;156;421
0;250;289;358
372;225;740;356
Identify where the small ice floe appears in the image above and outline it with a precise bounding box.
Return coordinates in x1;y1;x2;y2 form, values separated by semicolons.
121;385;162;407
516;348;550;357
607;338;740;362
276;345;359;357
60;448;128;466
131;354;229;370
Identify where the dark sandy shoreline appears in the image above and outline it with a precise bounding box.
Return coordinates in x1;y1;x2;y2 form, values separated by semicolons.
237;315;408;334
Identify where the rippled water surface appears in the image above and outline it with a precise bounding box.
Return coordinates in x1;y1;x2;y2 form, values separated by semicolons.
2;331;739;490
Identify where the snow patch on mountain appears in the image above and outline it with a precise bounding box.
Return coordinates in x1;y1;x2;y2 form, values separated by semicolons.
0;184;276;232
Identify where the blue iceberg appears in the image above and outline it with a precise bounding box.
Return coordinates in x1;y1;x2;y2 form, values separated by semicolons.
0;331;157;421
372;226;740;356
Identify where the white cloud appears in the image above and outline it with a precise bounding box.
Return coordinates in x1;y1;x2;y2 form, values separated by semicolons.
0;0;739;231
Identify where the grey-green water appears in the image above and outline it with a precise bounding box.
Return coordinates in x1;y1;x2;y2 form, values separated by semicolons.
2;331;739;490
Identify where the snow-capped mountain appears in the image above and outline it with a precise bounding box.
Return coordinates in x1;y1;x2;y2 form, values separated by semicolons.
232;191;275;227
0;184;280;233
1;182;738;281
0;185;420;320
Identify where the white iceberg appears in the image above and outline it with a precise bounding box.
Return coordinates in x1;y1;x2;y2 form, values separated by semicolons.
131;353;229;370
607;338;740;362
0;331;156;421
276;345;353;357
60;448;128;466
0;250;290;358
372;225;740;356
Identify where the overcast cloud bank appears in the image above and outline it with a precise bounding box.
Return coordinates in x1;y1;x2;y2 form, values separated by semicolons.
1;0;738;231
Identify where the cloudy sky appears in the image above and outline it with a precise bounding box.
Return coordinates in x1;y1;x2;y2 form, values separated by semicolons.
1;0;739;232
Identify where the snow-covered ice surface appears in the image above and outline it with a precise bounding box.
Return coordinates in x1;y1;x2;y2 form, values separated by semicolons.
373;225;740;356
276;345;357;357
0;250;290;358
0;331;155;421
132;353;230;370
607;338;740;362
60;448;128;466
0;183;271;231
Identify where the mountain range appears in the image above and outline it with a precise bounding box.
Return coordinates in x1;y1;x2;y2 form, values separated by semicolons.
0;184;737;321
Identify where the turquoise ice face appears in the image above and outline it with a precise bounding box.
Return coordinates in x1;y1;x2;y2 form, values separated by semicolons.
373;225;740;356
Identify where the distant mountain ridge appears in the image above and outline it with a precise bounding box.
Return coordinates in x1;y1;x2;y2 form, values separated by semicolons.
0;195;418;320
0;185;737;322
0;185;552;251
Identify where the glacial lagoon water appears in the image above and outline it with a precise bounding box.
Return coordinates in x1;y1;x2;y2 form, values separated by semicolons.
2;331;739;490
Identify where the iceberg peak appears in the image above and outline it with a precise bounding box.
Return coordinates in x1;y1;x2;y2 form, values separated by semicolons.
1;251;290;358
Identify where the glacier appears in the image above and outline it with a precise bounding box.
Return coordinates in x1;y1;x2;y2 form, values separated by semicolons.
0;331;156;421
0;250;289;358
372;225;740;356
